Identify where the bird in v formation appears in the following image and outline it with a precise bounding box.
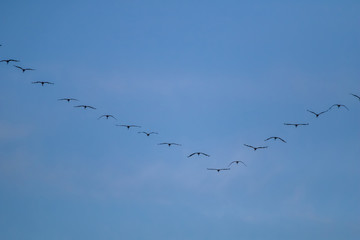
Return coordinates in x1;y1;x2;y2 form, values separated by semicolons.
32;81;54;86
1;59;19;64
116;124;141;129
244;144;268;151
58;98;78;102
14;65;35;72
307;109;328;118
187;152;210;158
264;136;286;143
99;114;116;120
138;131;158;136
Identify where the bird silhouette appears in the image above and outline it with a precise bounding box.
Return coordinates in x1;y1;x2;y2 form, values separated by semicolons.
32;81;54;86
58;98;78;102
74;105;96;110
14;65;35;72
228;161;247;167
187;152;210;158
329;104;349;111
350;93;360;101
284;123;309;128
307;109;328;118
98;115;116;120
1;59;19;64
158;142;182;147
244;144;268;151
264;136;286;143
138;131;158;136
116;124;141;129
207;168;230;172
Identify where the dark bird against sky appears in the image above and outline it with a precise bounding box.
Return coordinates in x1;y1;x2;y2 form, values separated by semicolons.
207;168;230;172
116;124;141;129
158;143;182;147
244;144;268;151
58;98;79;102
228;161;247;167
98;115;116;120
284;123;309;128
14;65;35;72
187;152;210;158
1;59;19;64
307;109;328;118
138;131;158;136
32;81;54;86
264;136;287;143
74;105;96;110
329;104;349;111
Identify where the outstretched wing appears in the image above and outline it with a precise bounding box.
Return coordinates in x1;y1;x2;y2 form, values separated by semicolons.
350;93;360;100
244;144;254;149
278;137;287;143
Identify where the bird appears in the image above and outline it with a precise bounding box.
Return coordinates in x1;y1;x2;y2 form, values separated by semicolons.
307;109;328;118
187;152;210;158
207;168;230;172
264;136;286;143
350;93;360;101
98;114;116;120
138;131;158;136
284;123;309;128
228;161;247;167
58;98;78;102
158;143;182;147
74;105;96;110
14;65;35;72
1;59;19;64
328;104;349;111
32;81;54;86
116;124;141;129
244;144;268;151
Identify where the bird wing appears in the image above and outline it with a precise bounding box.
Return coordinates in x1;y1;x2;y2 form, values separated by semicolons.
201;152;210;157
149;132;158;134
342;105;349;110
258;146;268;149
14;65;23;69
307;110;317;115
158;143;168;145
278;137;287;143
207;168;218;171
350;93;360;100
228;161;236;167
244;144;254;148
264;137;273;141
187;153;195;158
87;106;96;109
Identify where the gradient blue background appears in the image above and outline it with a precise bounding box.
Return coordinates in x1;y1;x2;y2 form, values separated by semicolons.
1;1;360;239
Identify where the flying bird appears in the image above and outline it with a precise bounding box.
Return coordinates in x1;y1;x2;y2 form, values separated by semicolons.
228;161;247;167
74;105;96;110
284;123;309;128
98;114;116;120
328;104;349;111
264;136;287;143
187;152;210;158
32;81;54;86
14;65;35;72
1;59;19;64
138;131;158;136
244;144;268;151
307;109;328;118
207;168;230;172
158;143;182;147
350;93;360;101
58;98;78;102
116;124;141;129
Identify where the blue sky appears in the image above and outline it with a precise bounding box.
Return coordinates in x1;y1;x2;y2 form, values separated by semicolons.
1;0;360;239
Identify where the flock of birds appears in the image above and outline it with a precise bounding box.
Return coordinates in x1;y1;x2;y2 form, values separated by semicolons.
1;44;360;173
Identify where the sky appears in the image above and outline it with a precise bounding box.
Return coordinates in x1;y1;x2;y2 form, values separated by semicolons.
0;0;360;239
